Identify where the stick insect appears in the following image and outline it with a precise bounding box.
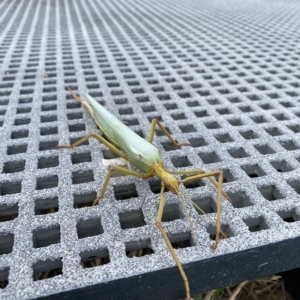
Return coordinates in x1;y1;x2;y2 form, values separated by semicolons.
57;89;231;300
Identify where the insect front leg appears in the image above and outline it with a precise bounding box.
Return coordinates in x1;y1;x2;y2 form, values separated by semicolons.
156;183;191;300
147;118;191;146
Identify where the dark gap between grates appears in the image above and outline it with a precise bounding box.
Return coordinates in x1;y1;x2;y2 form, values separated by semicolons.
287;179;300;194
32;258;62;281
69;123;85;132
227;147;250;159
254;144;275;155
198;151;221;164
0;233;14;255
149;178;169;193
207;224;233;241
155;126;171;137
7;144;27;155
181;175;206;189
239;129;259;140
0;181;22;195
36;175;58;190
192;195;216;213
80;248;110;268
171;156;191;168
32;225;60;248
2;160;25;173
38;156;59;169
35;197;58;215
40;126;58;136
257;184;285;201
226;190;253;208
77;217;103;239
71;152;92;164
73;192;97;208
270;159;294;173
0;203;18;222
119;209;146;229
241;164;267;178
126;239;154;258
287;124;300;133
168;231;195;249
72;170;94;184
113;183;138;200
277;209;300;223
39;140;58;151
213;168;235;183
188;137;208;147
70;137;89;146
243;216;270;232
264;126;284;136
162;203;184;222
279;139;300;151
0;267;9;289
214;132;234;143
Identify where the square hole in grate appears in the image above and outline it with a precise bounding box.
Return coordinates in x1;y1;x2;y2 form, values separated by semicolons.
227;118;244;126
227;97;241;104
7;144;27;155
35;197;58;215
287;179;300;194
257;184;284;201
279;139;300;151
194;109;209;118
71;152;92;164
251;115;268;124
264;126;284;136
69;123;85;132
254;144;276;155
0;181;22;195
164;103;178;110
67;112;83;120
142;105;156;113
38;156;59;169
204;121;221;130
42;104;57;112
187;100;199;107
80;248;110;268
259;103;274;110
216;108;231;115
226;190;253;208
162;203;184;222
73;192;97;209
192;195;216;213
72;170;94;184
214;132;234;143
155;126;170;137
77;217;103;239
122;118;139;126
171;156;192;168
119;209;146;229
114;183;138;200
238;105;254;113
40;126;58;136
239;129;259;140
270;159;294;173
227;147;250;159
149;178;169;194
276;209;300;223
168;231;195;249
32;258;62;281
241;164;267;178
102;148;119;159
10;129;29;139
0;267;9;289
199;151;222;164
0;203;18;222
0;233;14;254
207;224;232;241
161;141;180;152
213;168;235;183
16;106;31;114
171;112;186;120
287;124;300;133
3;160;25;173
243;216;270;232
181;174;206;189
188;137;208;147
126;239;154;258
273;113;289;121
179;124;196;133
41;115;57;123
36;175;58;190
32;225;60;248
14;118;30;126
39;140;58;151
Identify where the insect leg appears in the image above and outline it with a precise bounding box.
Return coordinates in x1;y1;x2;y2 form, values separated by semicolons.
56;133;128;160
147;118;191;146
168;169;231;203
93;165;144;206
178;170;223;250
156;183;191;300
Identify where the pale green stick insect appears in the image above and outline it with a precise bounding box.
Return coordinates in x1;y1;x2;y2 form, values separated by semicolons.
57;89;231;300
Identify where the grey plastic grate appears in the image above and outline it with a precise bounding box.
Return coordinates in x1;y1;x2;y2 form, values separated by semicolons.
1;0;300;299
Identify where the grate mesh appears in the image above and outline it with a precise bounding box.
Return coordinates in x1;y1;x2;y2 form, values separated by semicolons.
1;0;300;298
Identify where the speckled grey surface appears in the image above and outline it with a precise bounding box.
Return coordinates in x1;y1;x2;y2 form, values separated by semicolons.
1;0;300;298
